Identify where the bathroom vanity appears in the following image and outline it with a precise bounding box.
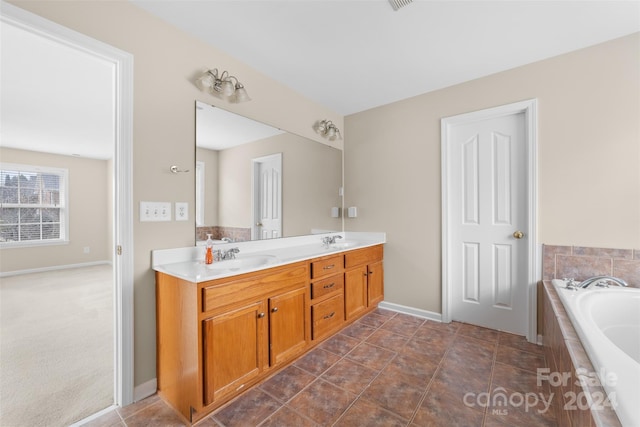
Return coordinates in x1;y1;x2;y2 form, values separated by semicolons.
153;233;385;423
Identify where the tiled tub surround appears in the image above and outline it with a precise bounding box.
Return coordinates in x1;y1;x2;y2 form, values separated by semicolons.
196;226;251;243
542;282;623;427
540;244;639;426
86;309;555;427
542;245;640;287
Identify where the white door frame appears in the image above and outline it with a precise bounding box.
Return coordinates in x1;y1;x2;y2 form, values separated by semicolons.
1;2;135;406
441;99;539;343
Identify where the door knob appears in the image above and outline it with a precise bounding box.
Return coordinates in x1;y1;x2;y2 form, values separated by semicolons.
256;222;263;226
513;231;524;239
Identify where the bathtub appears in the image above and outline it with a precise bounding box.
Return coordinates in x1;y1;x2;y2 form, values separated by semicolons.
552;280;640;427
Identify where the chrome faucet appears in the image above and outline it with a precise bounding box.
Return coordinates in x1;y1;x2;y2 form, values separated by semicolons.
322;235;343;248
563;278;580;291
213;247;240;261
579;275;629;289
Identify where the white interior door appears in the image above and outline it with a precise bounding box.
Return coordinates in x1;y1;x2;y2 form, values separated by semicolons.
447;111;529;335
253;153;282;240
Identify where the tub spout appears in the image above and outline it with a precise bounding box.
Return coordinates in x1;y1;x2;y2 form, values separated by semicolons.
579;275;629;288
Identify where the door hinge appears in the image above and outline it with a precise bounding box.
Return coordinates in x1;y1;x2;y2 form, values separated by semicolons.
117;245;123;255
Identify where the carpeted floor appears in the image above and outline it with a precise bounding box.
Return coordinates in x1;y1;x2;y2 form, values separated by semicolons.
0;264;114;427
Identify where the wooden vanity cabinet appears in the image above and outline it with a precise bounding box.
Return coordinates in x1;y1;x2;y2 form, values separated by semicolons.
156;245;383;424
344;245;384;320
156;261;309;423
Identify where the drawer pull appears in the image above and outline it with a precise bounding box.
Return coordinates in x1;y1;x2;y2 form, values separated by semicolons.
257;312;265;318
323;283;335;289
271;307;279;313
323;311;335;320
323;264;335;270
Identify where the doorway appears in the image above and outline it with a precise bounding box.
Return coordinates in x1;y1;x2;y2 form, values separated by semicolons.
441;100;538;342
252;153;282;240
0;2;133;424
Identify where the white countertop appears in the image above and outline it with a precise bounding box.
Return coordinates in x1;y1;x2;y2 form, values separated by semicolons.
152;231;386;283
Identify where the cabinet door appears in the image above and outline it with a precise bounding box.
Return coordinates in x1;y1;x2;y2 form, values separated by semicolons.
202;300;267;406
344;265;368;320
312;294;345;341
269;287;308;367
367;260;384;306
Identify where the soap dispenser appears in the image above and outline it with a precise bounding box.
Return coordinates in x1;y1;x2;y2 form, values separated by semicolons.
205;233;214;265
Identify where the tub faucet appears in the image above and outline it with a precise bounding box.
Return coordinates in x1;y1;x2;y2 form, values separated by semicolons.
563;278;579;291
579;275;629;288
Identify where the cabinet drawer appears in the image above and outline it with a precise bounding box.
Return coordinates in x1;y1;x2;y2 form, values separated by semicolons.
310;255;344;280
344;245;383;269
311;274;344;300
311;294;344;340
202;263;308;313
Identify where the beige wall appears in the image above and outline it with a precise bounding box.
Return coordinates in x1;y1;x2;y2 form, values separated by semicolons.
0;148;110;272
8;0;343;387
344;33;640;314
216;132;342;236
9;0;638;392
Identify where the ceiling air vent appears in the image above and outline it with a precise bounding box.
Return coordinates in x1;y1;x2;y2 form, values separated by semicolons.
388;0;413;11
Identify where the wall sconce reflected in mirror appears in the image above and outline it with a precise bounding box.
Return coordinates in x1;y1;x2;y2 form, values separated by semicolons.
196;68;251;103
314;120;341;141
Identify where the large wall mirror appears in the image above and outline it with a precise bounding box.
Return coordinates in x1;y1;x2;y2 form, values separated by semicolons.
195;101;343;243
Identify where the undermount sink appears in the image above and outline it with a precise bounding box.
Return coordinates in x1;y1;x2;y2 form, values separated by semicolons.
329;241;361;249
205;254;278;271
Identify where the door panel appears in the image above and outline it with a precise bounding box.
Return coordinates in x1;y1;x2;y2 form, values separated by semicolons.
449;112;528;335
268;287;307;366
254;154;282;240
202;300;266;405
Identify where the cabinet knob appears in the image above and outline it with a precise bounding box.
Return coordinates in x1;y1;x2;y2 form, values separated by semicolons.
271;307;279;313
257;312;265;318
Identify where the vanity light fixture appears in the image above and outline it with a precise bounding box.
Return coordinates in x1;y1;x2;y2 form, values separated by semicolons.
314;120;342;141
196;68;251;103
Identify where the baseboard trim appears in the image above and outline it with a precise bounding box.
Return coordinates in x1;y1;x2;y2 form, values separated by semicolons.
378;301;443;322
70;404;118;426
0;260;112;278
133;378;157;403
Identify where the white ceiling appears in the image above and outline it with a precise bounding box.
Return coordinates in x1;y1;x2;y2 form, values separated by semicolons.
2;1;638;159
0;19;115;160
196;101;285;150
132;0;640;116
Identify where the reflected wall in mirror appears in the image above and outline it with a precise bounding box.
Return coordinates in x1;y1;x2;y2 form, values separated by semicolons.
196;101;343;243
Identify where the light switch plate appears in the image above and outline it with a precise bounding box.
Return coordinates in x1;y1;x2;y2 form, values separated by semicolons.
140;201;172;222
175;202;188;221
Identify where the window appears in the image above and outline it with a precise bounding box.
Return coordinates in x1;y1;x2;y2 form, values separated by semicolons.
0;163;68;246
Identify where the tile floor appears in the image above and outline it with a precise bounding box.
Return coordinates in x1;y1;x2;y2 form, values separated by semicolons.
86;309;556;427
